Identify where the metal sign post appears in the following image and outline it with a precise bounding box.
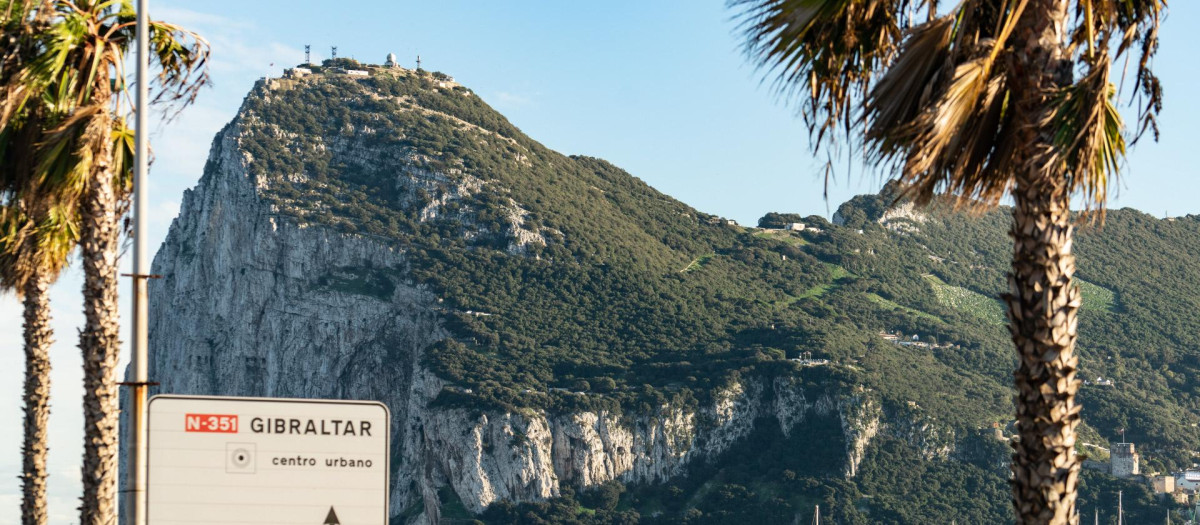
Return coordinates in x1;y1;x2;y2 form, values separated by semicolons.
127;1;151;524
146;395;390;524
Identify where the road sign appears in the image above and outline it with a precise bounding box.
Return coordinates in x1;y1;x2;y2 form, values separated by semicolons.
147;395;389;524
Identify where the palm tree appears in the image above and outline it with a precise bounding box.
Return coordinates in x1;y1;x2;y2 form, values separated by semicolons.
1;2;207;523
0;181;78;525
0;2;78;523
730;1;1164;523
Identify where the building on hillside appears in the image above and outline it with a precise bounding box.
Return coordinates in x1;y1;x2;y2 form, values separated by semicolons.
285;67;312;78
1153;474;1176;494
790;351;830;367
1111;442;1140;478
385;52;398;68
786;222;805;231
991;422;1006;441
1175;470;1200;491
345;69;370;77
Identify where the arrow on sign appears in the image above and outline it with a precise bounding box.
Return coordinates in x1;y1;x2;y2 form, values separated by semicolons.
323;506;340;525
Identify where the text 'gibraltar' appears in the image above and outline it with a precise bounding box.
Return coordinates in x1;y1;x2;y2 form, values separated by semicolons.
146;395;390;524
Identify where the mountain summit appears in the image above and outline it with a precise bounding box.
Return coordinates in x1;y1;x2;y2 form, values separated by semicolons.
145;63;1190;523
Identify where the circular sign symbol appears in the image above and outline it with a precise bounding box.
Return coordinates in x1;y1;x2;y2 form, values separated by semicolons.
230;448;252;468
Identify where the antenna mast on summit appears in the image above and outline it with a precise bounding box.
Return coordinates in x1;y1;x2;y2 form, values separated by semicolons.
304;44;310;64
331;46;338;60
416;54;421;71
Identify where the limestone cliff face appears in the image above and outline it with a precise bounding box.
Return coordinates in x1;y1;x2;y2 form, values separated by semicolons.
145;77;977;523
145;93;870;522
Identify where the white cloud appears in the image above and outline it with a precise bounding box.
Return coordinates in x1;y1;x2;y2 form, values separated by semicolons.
154;6;304;81
492;90;535;110
152;7;253;31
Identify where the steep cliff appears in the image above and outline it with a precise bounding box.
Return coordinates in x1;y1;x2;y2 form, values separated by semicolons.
144;63;1082;523
145;69;917;523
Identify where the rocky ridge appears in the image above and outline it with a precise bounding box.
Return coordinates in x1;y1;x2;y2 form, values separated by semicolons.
143;72;978;523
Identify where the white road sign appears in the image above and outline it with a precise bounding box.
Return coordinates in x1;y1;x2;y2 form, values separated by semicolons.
147;395;390;524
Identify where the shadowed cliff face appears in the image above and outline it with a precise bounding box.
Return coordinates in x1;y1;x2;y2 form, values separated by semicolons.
131;63;1200;522
145;132;865;516
142;74;908;522
136;66;1076;523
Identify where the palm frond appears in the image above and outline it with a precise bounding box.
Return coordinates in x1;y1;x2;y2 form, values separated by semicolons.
729;0;919;145
1073;0;1165;143
0;204;36;289
0;197;76;291
865;14;956;160
1049;52;1123;214
863;0;1029;208
146;20;210;116
897;58;1014;208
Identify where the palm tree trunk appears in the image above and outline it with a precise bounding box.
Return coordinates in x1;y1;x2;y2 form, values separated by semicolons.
1006;1;1080;524
21;268;52;525
78;109;120;525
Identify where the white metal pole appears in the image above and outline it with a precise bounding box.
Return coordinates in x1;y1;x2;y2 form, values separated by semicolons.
1118;490;1124;525
129;0;150;523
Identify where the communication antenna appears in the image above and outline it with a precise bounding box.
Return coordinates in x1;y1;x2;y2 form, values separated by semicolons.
304;44;310;64
331;46;338;60
416;54;421;71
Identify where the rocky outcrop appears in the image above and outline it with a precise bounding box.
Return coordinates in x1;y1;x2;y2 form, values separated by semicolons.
877;201;928;235
836;393;880;478
141;76;972;524
144;101;866;522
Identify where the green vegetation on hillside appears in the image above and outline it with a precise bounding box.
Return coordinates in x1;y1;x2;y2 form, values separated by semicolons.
229;72;1193;523
924;274;1005;325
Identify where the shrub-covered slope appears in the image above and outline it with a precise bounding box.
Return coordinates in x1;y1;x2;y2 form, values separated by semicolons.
217;66;1192;523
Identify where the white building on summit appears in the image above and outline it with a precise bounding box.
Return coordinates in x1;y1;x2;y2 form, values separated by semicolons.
385;52;398;68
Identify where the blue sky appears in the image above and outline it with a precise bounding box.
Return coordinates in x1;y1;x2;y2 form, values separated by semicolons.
0;2;1196;521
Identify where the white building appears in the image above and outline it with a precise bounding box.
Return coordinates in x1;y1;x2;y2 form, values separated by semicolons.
345;69;370;77
1175;470;1200;491
786;222;805;231
385;52;398;68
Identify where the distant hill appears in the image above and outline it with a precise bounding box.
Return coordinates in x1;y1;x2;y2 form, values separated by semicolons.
146;63;1192;523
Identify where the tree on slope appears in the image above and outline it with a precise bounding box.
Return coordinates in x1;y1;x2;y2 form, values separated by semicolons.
0;1;208;523
730;1;1164;523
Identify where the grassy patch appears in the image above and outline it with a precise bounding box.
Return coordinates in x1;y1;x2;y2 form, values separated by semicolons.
780;263;852;305
1077;279;1118;312
681;253;715;273
797;284;834;301
753;230;809;246
866;293;942;322
825;262;851;280
923;275;1005;325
